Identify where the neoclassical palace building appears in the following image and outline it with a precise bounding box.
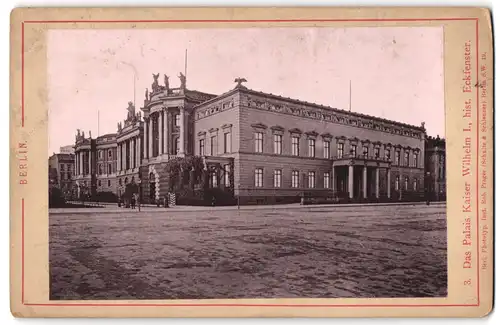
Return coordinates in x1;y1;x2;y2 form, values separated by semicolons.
73;73;438;204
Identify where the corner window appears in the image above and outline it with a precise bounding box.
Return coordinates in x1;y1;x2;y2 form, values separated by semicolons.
224;132;231;153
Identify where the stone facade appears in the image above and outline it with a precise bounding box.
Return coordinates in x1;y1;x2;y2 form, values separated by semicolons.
48;153;75;194
425;136;446;201
70;76;443;205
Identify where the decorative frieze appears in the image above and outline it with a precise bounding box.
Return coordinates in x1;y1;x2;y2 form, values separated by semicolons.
238;93;423;139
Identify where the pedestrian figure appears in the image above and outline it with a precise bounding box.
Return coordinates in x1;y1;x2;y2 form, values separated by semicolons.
131;194;136;209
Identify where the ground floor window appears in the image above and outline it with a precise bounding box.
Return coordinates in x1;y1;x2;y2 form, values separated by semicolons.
292;170;299;188
308;171;315;188
413;178;418;191
404;176;409;191
255;168;263;187
273;169;282;187
107;180;111;187
395;176;400;191
323;172;330;188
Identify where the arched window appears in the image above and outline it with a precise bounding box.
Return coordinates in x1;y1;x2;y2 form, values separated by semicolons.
131;176;135;183
404;177;409;191
413;178;418;191
119;178;122;186
125;177;128;184
395;176;400;191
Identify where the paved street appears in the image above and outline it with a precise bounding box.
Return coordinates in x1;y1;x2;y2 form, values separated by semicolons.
49;203;447;300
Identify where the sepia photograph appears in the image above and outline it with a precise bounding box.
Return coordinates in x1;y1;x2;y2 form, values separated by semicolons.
46;27;448;300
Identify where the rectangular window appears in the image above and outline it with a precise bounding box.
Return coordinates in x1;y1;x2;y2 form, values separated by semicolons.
108;164;111;174
292;136;299;156
323;172;331;188
67;172;71;180
395;176;400;191
385;148;391;160
337;143;344;158
323;140;330;159
308;171;315;188
254;168;263;187
308;139;316;157
210;136;216;155
199;139;205;156
99;150;103;159
374;147;380;159
413;178;418;191
404;177;409;190
175;137;180;154
292;170;299;188
362;146;369;158
108;180;111;187
60;164;65;171
273;169;282;187
395;151;401;165
108;149;112;158
224;164;230;186
175;114;180;127
413;152;418;167
273;134;283;154
254;132;263;153
350;144;357;156
224;132;231;153
404;151;409;166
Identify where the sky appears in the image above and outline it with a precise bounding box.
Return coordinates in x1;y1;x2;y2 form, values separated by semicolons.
47;27;444;155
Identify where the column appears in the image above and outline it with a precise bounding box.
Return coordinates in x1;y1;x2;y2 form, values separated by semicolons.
332;166;336;195
179;107;185;155
375;167;380;198
129;139;133;169
158;110;163;155
387;168;391;199
117;144;120;172
148;117;153;158
121;142;125;171
362;166;367;199
143;122;148;159
163;109;169;155
136;137;141;168
88;150;91;175
348;165;354;199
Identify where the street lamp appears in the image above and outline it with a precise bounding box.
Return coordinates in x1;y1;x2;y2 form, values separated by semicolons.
137;178;142;212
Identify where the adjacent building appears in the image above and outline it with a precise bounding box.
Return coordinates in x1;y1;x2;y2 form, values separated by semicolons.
70;74;444;205
425;135;446;201
48;152;75;195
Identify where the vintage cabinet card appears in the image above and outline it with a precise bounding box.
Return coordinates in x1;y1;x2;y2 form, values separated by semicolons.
9;7;493;318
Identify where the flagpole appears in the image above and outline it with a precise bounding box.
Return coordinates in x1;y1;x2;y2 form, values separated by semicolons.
184;49;188;81
349;80;352;112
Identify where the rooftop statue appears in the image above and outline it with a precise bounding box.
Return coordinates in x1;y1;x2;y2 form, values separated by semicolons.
127;101;135;120
178;72;186;89
234;77;248;88
152;73;160;91
164;74;170;90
